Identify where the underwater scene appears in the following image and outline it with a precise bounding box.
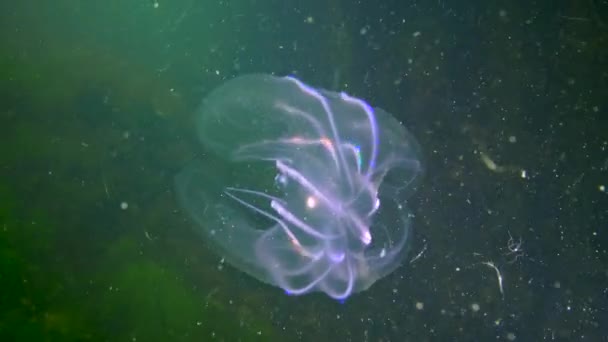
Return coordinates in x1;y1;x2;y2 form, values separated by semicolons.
1;0;606;341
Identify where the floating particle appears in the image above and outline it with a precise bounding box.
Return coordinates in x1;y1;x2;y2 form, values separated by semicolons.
520;169;527;179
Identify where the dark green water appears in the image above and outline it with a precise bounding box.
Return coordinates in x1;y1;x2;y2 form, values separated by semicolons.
1;0;606;341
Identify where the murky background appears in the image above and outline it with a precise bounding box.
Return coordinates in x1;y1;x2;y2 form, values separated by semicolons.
1;0;606;340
